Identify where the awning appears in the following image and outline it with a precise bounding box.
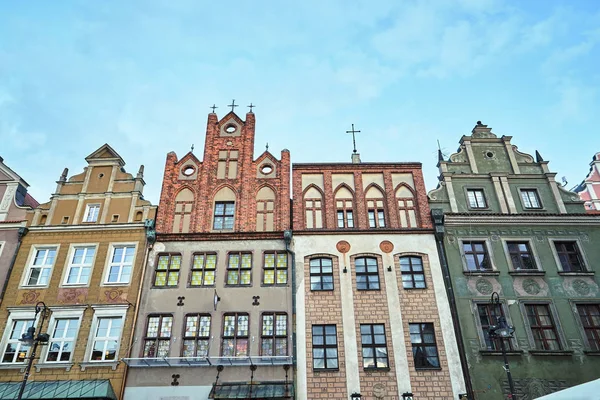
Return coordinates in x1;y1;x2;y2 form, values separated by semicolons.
209;383;293;399
535;378;600;400
0;379;117;400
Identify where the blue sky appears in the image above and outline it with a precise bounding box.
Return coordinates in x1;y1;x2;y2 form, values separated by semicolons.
1;0;599;204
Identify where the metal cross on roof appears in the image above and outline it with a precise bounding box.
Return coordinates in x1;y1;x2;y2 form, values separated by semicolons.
248;103;255;112
210;104;218;113
228;99;238;112
191;144;194;153
266;142;269;151
346;124;361;154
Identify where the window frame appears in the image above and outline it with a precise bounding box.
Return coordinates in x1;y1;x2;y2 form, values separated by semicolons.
409;322;441;370
62;244;97;287
83;203;101;223
304;196;323;229
399;255;427;289
465;188;488;209
221;313;249;357
41;307;85;364
309;257;334;291
84;305;127;363
312;324;338;370
225;252;253;286
262;252;288;286
0;310;37;364
102;243;137;286
520;301;566;351
336;199;354;229
189;253;218;287
501;239;542;272
22;245;59;288
519;188;543;210
549;238;589;273
459;239;495;272
367;201;386;228
360;324;389;370
354;256;380;291
142;314;173;358
571;302;600;351
153;253;182;288
182;314;211;358
260;313;288;357
472;301;516;351
213;201;235;230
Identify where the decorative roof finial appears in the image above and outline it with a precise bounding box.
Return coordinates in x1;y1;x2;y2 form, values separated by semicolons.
346;124;361;154
535;150;544;163
210;104;218;113
191;144;194;153
59;168;69;182
266;142;269;152
228;99;238;113
248;103;255;113
137;165;144;179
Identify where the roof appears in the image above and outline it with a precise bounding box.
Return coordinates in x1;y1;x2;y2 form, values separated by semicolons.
23;193;39;208
0;379;117;399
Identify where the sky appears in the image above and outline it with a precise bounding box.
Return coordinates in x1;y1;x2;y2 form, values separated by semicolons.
1;0;599;204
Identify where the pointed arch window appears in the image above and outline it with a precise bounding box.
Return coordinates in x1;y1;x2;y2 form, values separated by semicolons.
256;187;276;232
173;188;194;233
213;187;236;231
365;186;386;228
304;186;324;229
396;185;418;228
335;186;354;229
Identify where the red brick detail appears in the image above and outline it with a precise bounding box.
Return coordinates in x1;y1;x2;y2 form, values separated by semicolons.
156;112;291;233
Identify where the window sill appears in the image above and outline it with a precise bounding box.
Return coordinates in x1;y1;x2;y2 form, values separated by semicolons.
188;285;216;289
151;286;180;290
313;368;339;373
223;285;253;288
415;367;442;371
35;362;74;372
528;350;573;356
463;271;499;276
522;208;546;212
558;271;594;276
79;361;120;371
0;364;25;371
260;284;289;288
102;282;131;287
508;270;546;276
584;350;600;356
364;367;391;372
480;350;523;356
61;283;89;288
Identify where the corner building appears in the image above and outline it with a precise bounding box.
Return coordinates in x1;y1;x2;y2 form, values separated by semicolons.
124;110;293;399
0;145;156;399
292;156;466;399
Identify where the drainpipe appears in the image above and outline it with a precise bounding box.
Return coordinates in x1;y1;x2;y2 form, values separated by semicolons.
120;221;155;400
283;230;296;396
431;209;474;399
1;226;28;302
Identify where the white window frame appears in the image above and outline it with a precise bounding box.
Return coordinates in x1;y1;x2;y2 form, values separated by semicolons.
458;237;497;272
102;243;137;285
83;204;101;223
518;188;543;209
0;241;5;260
0;309;38;364
465;188;488;209
39;307;85;364
84;305;128;363
501;238;543;272
548;237;590;273
62;244;98;287
21;245;60;288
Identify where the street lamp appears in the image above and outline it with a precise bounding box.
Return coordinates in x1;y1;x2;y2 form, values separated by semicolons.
488;292;517;400
17;302;49;400
402;393;414;400
350;393;362;399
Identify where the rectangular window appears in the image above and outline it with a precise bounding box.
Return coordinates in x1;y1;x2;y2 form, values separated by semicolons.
554;241;585;272
409;323;440;369
462;241;491;271
182;314;211;357
309;258;334;291
221;313;249;357
105;245;135;284
355;257;380;290
336;200;354;228
226;253;252;285
312;325;338;369
190;253;217;286
83;204;101;223
91;317;123;361
367;201;386;228
2;319;33;363
400;256;426;289
154;254;181;287
520;189;542;209
26;247;57;286
143;315;173;358
507;241;536;270
577;304;600;351
360;324;389;369
525;304;561;350
213;201;235;230
477;304;513;351
47;318;80;362
261;313;287;356
467;189;487;209
263;252;288;285
305;198;323;229
65;246;95;285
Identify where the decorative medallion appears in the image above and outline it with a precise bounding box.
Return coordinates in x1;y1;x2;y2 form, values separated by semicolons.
336;240;351;254
523;279;541;295
475;278;493;295
572;279;591;296
379;240;394;253
373;383;386;399
20;290;41;305
491;234;500;242
447;234;456;244
57;288;87;304
104;289;125;303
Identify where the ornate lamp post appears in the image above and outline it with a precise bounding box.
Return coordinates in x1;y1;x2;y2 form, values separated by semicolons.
350;393;362;399
488;292;517;400
17;302;50;400
402;392;414;400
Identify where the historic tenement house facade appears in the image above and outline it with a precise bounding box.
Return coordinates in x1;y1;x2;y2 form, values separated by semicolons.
0;157;38;301
428;122;600;399
0;145;156;399
123;110;293;399
291;158;466;399
574;151;600;211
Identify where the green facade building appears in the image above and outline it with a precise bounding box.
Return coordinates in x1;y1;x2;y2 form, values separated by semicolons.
428;122;600;399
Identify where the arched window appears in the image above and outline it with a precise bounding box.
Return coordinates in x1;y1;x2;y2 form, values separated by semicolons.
396;185;418;228
399;256;425;289
355;256;380;290
256;187;276;232
334;186;354;228
304;187;324;229
365;186;386;228
213;187;236;230
173;188;193;233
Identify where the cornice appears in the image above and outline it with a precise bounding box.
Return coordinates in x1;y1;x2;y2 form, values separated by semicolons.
293;228;434;235
28;222;146;232
157;231;287;242
444;213;600;226
292;162;422;170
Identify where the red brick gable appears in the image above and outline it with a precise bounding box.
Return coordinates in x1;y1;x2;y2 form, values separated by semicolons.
156;112;291;233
